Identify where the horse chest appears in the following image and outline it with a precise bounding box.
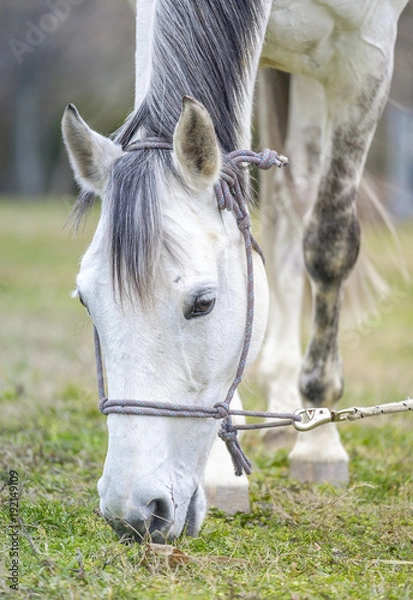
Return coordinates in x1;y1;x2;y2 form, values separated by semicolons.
261;0;374;77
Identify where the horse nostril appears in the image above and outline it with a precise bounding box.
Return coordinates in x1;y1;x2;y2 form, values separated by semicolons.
103;498;173;543
147;499;171;539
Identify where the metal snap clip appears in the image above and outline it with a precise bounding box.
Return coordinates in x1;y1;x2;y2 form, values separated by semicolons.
293;407;332;431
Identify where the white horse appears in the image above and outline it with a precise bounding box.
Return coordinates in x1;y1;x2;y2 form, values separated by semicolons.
62;0;407;541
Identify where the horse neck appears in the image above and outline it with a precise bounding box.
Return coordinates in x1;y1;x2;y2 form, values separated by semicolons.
132;0;271;150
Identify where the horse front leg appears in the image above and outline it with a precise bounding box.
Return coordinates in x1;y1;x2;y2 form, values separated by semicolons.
290;153;360;483
258;71;324;450
290;60;393;483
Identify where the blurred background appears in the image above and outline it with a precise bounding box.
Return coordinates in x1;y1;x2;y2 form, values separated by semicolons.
0;0;135;198
0;0;412;216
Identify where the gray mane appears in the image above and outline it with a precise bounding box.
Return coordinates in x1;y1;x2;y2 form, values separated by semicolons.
72;0;265;299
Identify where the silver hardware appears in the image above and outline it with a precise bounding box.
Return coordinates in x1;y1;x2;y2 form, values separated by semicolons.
293;407;332;431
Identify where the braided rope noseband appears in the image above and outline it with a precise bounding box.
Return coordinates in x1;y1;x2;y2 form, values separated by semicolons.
95;139;292;477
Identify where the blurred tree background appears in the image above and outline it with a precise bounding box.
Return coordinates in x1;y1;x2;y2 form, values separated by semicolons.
0;0;134;197
0;0;412;218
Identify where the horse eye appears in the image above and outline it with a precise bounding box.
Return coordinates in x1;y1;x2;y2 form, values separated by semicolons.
186;296;216;319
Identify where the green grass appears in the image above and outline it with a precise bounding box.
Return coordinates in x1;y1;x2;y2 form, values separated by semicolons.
1;199;413;599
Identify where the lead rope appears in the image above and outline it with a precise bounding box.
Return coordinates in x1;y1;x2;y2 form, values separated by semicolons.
95;141;290;476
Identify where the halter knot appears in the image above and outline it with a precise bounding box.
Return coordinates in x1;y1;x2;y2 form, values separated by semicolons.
213;402;230;419
218;422;237;442
218;419;252;476
256;148;288;170
237;214;251;231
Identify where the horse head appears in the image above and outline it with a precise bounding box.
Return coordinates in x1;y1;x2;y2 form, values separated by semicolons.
62;97;269;541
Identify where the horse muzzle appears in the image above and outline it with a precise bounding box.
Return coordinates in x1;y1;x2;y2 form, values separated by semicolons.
98;481;206;543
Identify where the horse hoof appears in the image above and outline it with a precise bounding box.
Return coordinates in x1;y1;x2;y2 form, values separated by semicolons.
205;484;250;514
289;459;349;485
263;427;297;451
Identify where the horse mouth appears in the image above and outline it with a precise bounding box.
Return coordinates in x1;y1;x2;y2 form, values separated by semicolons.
106;502;172;544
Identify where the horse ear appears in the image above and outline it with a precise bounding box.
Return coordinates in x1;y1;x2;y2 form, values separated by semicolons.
62;104;124;194
173;96;221;191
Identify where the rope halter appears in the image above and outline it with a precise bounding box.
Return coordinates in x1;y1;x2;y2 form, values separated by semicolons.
95;139;291;477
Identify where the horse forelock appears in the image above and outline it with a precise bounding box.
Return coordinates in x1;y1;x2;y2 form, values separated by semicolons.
107;148;178;302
